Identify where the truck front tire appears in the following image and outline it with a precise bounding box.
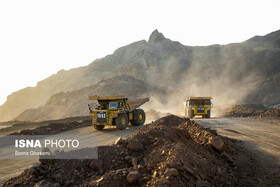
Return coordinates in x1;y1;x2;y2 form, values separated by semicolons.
115;113;129;130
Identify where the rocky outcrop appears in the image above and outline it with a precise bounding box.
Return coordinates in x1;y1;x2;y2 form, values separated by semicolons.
148;29;166;43
245;72;280;106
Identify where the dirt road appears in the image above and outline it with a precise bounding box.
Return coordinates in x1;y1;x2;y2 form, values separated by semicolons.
0;125;139;185
195;117;280;183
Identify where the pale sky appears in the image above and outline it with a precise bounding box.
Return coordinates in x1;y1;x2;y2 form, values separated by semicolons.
0;0;279;106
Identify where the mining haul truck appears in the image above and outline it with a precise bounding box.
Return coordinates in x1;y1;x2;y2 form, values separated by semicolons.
88;95;149;130
185;97;212;119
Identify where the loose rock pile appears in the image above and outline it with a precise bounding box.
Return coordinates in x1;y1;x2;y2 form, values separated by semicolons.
225;105;280;118
261;108;280;118
3;115;244;186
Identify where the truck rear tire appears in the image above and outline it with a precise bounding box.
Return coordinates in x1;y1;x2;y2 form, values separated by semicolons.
207;111;211;118
94;124;105;130
115;113;129;130
131;109;146;126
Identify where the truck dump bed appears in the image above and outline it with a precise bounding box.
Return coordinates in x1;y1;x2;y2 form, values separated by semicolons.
127;97;149;111
89;95;149;111
189;97;212;100
89;95;127;100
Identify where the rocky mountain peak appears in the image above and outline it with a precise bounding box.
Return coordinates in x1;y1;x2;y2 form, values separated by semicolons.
148;29;166;43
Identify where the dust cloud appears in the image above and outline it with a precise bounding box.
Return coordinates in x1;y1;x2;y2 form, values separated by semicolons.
142;49;264;118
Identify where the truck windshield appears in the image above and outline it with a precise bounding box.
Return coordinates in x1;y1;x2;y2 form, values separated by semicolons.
109;102;118;109
190;100;209;106
190;101;203;106
204;100;211;105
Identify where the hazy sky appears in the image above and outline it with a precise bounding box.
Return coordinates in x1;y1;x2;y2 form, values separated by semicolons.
0;0;279;106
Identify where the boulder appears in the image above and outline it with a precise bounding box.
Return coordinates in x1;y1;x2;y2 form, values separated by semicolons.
89;159;103;172
164;168;178;176
52;173;63;180
169;168;178;176
131;157;138;166
127;140;143;152
125;156;133;161
127;171;141;183
210;136;226;152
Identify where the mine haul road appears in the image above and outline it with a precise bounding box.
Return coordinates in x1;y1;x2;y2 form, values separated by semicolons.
0;117;280;184
195;117;280;183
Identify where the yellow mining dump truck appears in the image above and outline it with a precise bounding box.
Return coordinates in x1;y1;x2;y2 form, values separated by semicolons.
185;97;212;119
88;95;149;130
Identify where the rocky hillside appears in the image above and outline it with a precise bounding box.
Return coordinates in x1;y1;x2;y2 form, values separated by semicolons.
245;72;280;107
1;29;280;122
14;75;162;122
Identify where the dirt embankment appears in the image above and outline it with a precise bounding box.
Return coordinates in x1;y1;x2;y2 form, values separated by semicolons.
224;105;280;118
4;115;275;187
0;116;91;136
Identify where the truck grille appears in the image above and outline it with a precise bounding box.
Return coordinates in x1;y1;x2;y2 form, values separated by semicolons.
97;112;107;123
197;107;204;113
